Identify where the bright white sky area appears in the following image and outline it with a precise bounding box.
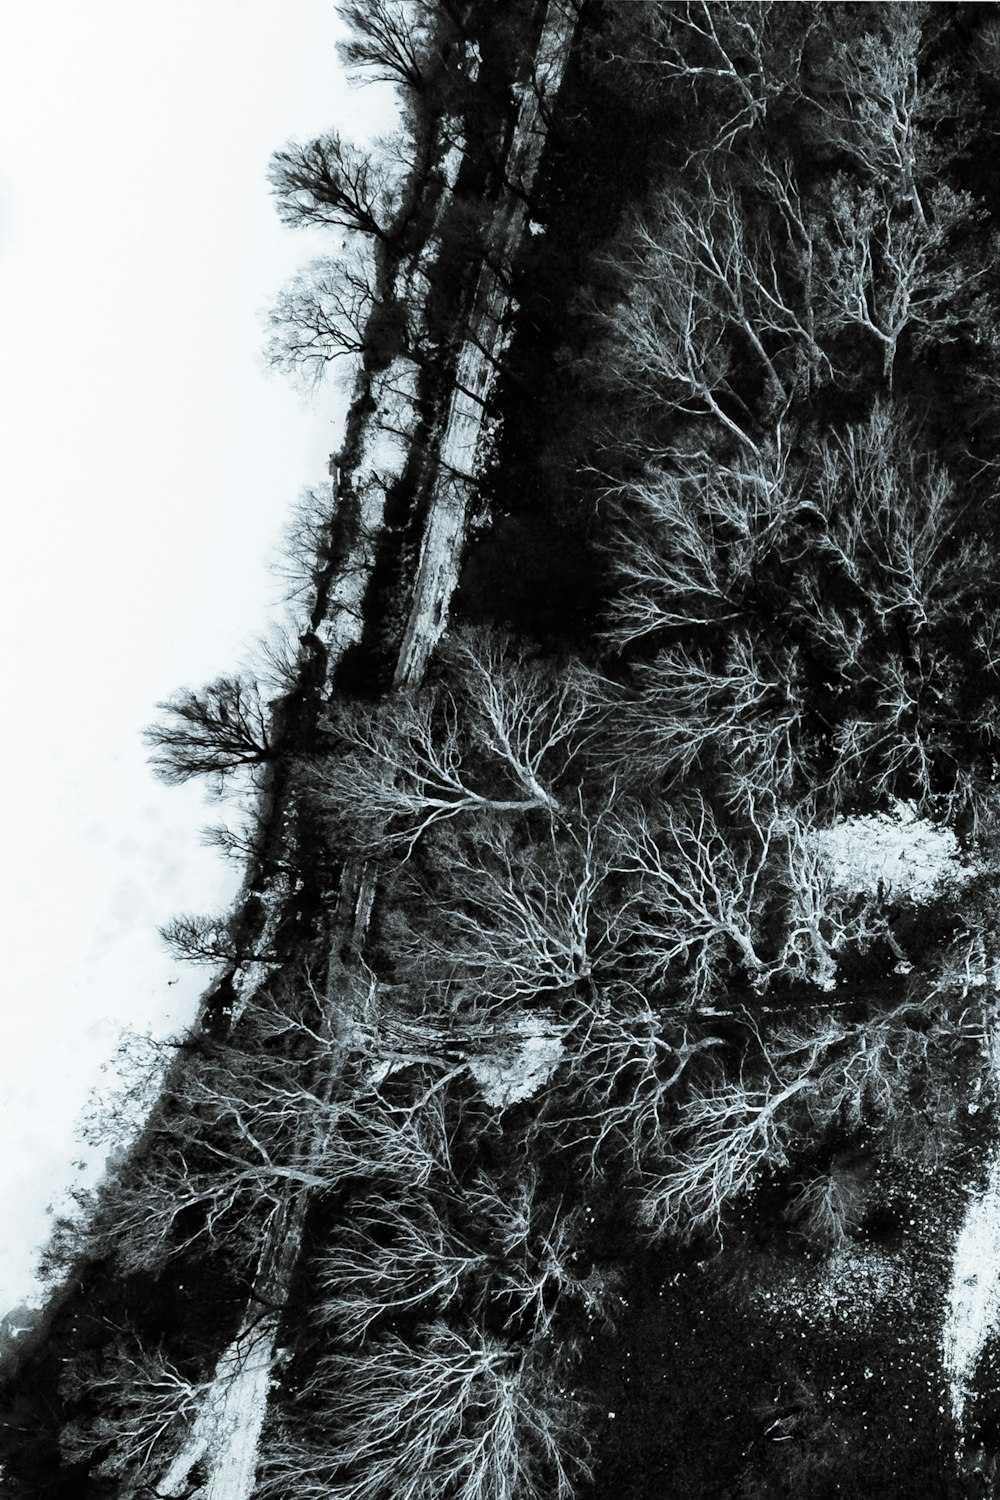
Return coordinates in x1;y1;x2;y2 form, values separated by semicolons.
0;2;397;1314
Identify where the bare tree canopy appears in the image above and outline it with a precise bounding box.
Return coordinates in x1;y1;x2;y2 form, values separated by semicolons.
267;251;390;385
144;675;273;787
258;1322;588;1500
268;132;403;244
310;628;591;855
337;0;442;94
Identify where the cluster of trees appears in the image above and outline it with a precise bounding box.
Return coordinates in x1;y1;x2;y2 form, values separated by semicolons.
55;930;601;1496
252;6;1000;1488
594;2;1000;820
264;0;582;389
301;626;994;1250
14;5;1000;1500
514;2;1000;1268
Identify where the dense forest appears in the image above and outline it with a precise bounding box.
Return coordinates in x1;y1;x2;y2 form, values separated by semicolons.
7;2;1000;1497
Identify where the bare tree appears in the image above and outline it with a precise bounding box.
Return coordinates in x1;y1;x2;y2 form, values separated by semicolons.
313;692;553;856
634;988;989;1242
443;630;593;802
269;132;404;245
311;630;590;855
159;911;280;969
801;406;979;647
598;404;992;808
93;1098;452;1275
83;998;457;1273
610;796;879;1002
752;151;830;360
817;178;991;386
621;173;831;409
799;406;989;800
272;485;339;611
545;993;725;1175
337;0;443;95
604;1;807;157
465;1165;613;1341
808;3;948;221
317;1165;609;1347
631;1016;860;1242
267;251;385;385
611;797;776;1000
59;1334;208;1480
201;797;292;875
594;440;809;803
271;486;383;631
144;675;273;788
784;1162;866;1251
594;151;824;449
600;436;799;643
636;1058;815;1241
621;636;804;802
604;406;975;658
394;817;614;1011
598;232;759;453
259;1322;589;1500
597;157;851;448
315;1190;490;1344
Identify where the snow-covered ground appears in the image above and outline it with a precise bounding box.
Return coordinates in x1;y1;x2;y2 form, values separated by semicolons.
811;800;968;904
157;1313;279;1500
943;1034;1000;1430
228;875;291;1025
467;1014;565;1109
321;356;422;661
750;1240;915;1332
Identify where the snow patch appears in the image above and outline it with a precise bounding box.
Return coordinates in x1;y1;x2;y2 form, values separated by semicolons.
746;1239;920;1382
158;1315;278;1500
811;801;966;903
467;1015;565;1109
439;133;465;190
364;426;411;482
796;1242;911;1325
943;1037;1000;1429
943;1152;1000;1428
356;358;420;490
228;880;290;1024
